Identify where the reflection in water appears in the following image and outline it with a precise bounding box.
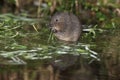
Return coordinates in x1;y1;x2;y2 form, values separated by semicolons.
51;54;99;80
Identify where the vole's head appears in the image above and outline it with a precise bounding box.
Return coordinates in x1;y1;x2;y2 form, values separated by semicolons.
49;12;68;33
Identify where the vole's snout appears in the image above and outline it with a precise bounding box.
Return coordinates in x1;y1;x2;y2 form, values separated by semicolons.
47;23;58;33
51;28;58;33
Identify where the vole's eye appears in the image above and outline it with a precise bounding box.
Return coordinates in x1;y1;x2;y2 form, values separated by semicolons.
56;19;58;22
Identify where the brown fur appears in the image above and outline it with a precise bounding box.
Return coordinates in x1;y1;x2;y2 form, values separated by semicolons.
50;12;82;42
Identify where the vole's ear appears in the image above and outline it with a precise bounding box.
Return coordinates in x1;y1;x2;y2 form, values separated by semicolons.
52;12;61;16
54;12;60;15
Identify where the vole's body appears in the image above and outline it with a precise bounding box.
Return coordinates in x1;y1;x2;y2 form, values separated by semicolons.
50;12;82;42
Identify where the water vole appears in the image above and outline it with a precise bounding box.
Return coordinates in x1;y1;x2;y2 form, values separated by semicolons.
50;12;82;42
